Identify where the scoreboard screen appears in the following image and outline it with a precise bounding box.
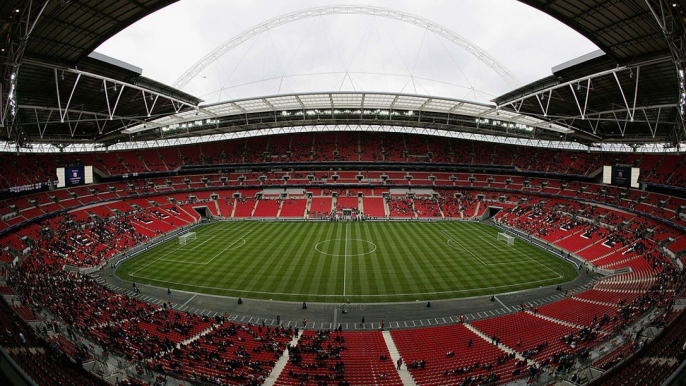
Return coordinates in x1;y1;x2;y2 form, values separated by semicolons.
57;166;94;188
602;165;639;188
65;166;85;186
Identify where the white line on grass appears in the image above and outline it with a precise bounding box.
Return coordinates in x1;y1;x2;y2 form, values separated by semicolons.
441;230;488;265
476;236;530;262
163;238;247;265
131;230;252;274
343;223;348;296
442;229;563;278
198;230;253;266
445;239;525;266
130;244;186;276
477;235;514;254
190;235;217;250
468;227;564;278
129;274;565;298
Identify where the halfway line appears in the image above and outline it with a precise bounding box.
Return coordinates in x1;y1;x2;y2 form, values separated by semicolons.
343;223;348;296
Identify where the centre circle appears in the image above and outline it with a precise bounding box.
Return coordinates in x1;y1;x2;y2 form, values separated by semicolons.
314;239;377;257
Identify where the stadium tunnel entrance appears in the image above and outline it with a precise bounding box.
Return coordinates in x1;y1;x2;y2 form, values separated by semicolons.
484;206;503;219
192;206;212;219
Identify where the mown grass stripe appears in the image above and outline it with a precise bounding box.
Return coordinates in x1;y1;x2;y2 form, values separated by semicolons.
116;220;578;302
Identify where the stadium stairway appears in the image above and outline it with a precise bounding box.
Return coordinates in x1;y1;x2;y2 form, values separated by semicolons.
263;331;303;386
250;199;259;217
175;320;219;348
575;237;609;255
213;200;221;217
597;255;637;270
230;200;237;218
304;197;312;219
525;310;586;329
462;323;528;363
382;330;417;386
573;296;622;308
276;200;284;218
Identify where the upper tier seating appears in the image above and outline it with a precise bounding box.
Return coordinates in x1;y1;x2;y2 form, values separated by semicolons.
2;133;686;191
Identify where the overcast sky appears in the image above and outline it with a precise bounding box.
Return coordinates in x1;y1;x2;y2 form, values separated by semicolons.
96;0;599;104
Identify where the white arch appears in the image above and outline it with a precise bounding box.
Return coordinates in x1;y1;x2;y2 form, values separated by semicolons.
173;4;521;90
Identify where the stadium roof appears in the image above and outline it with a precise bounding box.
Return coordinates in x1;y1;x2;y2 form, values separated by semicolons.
117;91;576;141
520;0;677;63
1;0;685;150
0;0;200;145
494;53;680;143
1;0;180;66
496;0;686;146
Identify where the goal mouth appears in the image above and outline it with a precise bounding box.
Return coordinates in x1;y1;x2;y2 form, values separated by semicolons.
496;232;515;246
179;232;197;246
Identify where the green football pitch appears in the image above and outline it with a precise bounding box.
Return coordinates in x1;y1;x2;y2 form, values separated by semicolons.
116;221;578;302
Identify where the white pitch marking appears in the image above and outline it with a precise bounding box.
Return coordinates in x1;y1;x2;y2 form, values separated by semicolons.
130;243;186;276
131;273;566;298
465;225;564;278
443;229;563;278
343;223;348;296
190;235;217;250
161;230;251;266
129;223;245;275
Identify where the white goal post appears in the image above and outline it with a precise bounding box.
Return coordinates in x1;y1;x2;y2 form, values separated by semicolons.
497;232;514;246
179;232;197;246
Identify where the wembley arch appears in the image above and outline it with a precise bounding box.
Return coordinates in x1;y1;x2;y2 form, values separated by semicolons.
173;4;521;90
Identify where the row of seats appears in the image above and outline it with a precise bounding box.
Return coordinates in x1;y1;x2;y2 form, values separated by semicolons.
3;167;686;231
390;324;517;386
276;330;402;386
0;176;684;385
2;133;685;190
156;322;295;386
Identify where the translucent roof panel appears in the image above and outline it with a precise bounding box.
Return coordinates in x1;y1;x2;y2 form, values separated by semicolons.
266;95;301;109
331;94;364;108
234;99;271;112
123;92;574;136
298;94;333;109
362;94;397;109
392;95;428;110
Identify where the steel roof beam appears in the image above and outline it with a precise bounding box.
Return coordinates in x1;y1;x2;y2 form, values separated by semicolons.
26;59;199;110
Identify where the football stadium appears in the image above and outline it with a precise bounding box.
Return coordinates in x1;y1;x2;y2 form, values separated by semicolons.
0;1;686;386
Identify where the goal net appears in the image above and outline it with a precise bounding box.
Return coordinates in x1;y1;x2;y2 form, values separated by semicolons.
179;232;197;246
497;232;514;246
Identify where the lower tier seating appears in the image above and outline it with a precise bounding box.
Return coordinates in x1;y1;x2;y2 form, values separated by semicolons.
276;330;402;386
391;324;517;386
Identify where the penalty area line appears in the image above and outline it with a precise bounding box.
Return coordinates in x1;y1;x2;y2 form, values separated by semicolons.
461;226;565;279
131;230;252;276
189;235;217;250
441;230;488;265
199;229;253;266
130;243;187;277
